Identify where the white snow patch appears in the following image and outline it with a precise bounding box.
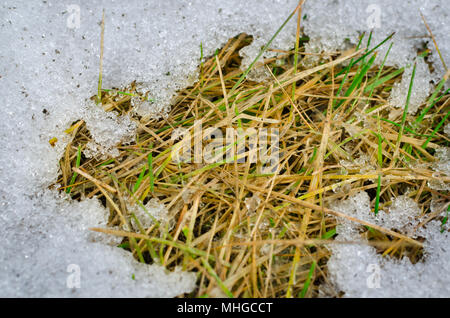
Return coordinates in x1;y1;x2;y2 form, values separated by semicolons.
129;198;171;230
428;147;450;191
326;192;450;297
83;101;137;159
389;58;433;115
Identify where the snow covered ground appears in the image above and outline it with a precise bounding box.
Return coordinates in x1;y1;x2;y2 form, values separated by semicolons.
0;0;448;297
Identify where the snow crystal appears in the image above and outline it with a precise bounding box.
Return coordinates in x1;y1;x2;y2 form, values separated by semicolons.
383;195;423;233
171;127;189;141
430;195;449;217
445;123;450;137
130;83;159;120
389;58;433;114
339;154;376;174
327;192;450;297
244;192;262;214
0;190;196;297
129;198;171;230
331;192;423;235
83;102;137;159
428;147;450;191
434;147;450;176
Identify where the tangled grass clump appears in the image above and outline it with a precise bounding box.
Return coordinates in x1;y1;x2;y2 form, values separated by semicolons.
53;31;449;297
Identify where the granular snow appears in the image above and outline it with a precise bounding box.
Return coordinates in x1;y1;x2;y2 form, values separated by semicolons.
1;0;449;297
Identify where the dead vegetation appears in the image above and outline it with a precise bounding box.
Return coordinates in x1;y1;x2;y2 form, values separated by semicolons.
52;30;449;298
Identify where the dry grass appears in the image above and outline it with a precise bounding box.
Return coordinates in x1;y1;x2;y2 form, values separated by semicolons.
53;32;449;298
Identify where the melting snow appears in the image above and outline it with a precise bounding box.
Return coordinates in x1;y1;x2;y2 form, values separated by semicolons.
0;0;449;297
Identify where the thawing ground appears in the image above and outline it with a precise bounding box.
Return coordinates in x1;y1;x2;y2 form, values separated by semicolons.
0;0;448;297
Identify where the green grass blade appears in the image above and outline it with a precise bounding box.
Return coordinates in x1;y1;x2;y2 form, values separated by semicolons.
66;145;82;193
364;67;403;94
321;228;336;239
335;53;377;110
133;165;147;193
299;261;316;298
335;32;395;79
365;42;394;98
96;158;115;167
394;62;416;162
374;174;382;215
333;34;365;108
441;205;450;233
148;145;154;193
201;258;234;298
415;80;448;125
421;110;450;149
377;134;383;166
